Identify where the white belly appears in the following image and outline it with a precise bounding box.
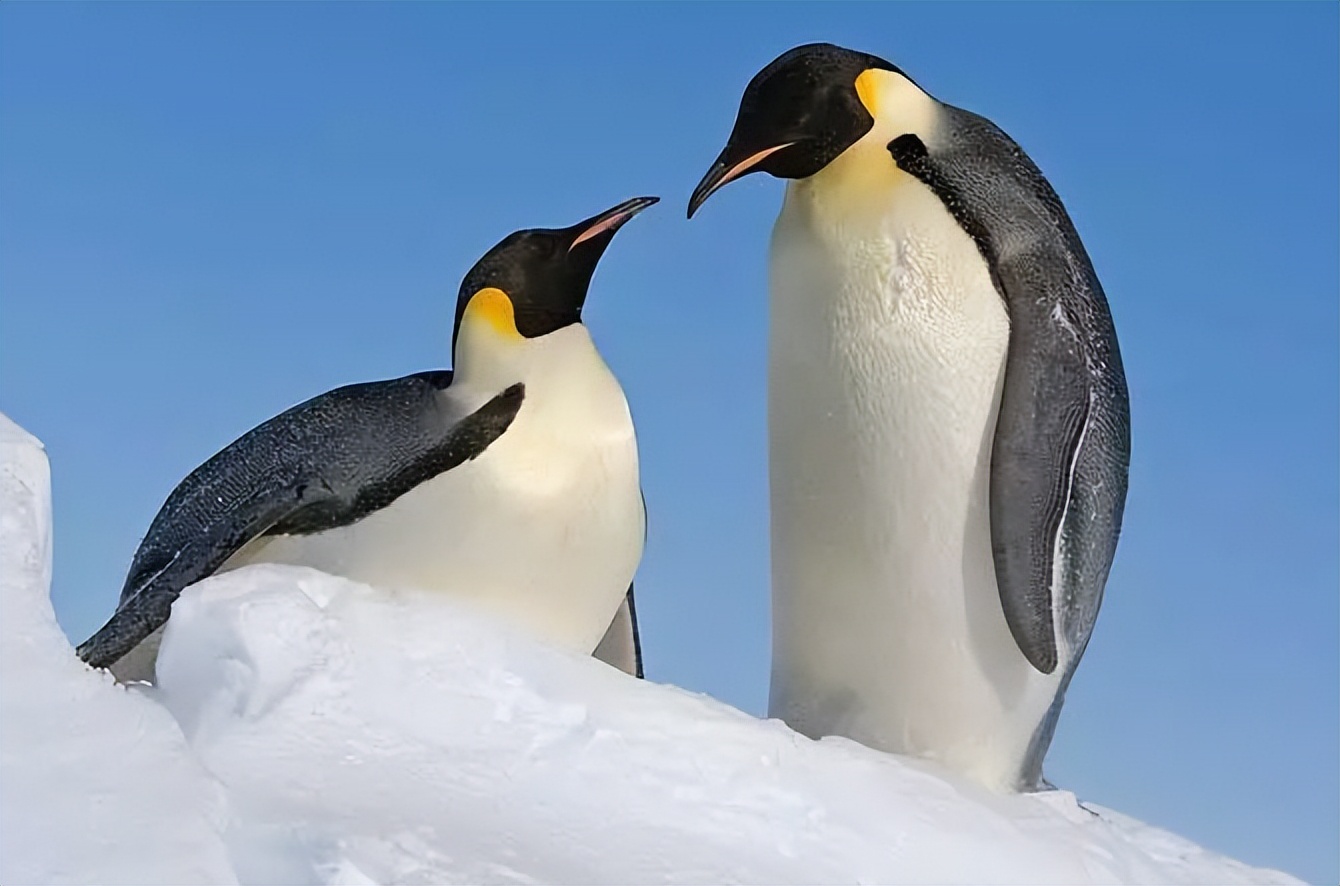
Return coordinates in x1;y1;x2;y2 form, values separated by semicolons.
767;173;1062;790
226;352;644;658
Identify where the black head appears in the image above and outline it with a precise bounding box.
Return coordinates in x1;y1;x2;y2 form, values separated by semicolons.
452;196;658;354
688;43;899;218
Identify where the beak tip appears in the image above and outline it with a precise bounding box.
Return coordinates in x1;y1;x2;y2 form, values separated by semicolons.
686;186;711;221
568;196;661;252
616;195;660;224
687;142;794;221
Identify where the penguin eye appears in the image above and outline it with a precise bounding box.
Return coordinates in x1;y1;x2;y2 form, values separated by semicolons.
529;235;561;261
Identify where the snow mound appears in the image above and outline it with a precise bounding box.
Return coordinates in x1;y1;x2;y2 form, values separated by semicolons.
0;414;235;885
0;413;1302;885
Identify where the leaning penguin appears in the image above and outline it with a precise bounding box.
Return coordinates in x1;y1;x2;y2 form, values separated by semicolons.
78;197;658;683
689;44;1130;791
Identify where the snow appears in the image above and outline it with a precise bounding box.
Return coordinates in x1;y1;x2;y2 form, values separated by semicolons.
0;414;236;885
0;412;1302;886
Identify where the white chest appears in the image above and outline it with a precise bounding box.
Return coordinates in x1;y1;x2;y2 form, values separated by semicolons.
766;167;1060;790
768;171;1010;526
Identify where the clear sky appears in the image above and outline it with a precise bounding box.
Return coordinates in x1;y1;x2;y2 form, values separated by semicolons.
1;4;1335;882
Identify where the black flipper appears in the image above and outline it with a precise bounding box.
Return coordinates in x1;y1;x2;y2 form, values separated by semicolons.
592;584;643;678
77;372;525;670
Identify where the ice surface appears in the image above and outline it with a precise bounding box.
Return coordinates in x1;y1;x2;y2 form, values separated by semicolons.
0;412;1303;885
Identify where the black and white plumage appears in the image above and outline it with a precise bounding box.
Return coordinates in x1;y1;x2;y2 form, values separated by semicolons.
79;197;658;683
690;45;1129;790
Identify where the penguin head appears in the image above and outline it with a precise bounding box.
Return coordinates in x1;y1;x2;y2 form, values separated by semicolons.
688;43;920;217
452;196;658;366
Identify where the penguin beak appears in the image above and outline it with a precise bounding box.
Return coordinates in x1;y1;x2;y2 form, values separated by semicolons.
687;142;795;219
567;196;660;254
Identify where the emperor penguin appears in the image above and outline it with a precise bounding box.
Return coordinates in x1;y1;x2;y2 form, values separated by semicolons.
78;196;658;683
688;44;1130;791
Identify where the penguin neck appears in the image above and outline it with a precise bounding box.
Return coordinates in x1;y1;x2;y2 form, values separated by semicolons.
452;323;629;429
454;321;579;389
787;70;940;219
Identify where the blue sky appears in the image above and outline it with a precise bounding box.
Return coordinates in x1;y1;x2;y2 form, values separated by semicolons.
1;4;1335;882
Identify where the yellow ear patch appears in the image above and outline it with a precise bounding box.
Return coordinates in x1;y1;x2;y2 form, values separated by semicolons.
855;69;881;117
463;287;521;339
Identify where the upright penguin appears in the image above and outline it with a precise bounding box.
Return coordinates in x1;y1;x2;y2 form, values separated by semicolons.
79;197;657;683
689;44;1129;791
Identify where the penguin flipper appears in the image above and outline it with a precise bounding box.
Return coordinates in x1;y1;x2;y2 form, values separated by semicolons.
592;584;643;678
77;374;526;673
75;483;311;670
989;346;1091;676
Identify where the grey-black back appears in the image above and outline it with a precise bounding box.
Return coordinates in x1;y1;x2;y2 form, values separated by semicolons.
77;371;525;670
